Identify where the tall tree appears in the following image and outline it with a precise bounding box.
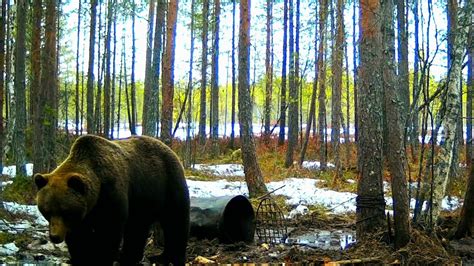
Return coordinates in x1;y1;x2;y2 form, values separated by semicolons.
263;0;273;142
143;0;157;136
210;0;220;154
0;0;6;170
467;23;473;166
103;0;113;138
317;0;329;170
353;0;358;142
357;0;386;237
198;0;210;145
278;0;288;146
381;0;410;248
153;0;166;137
239;0;268;198
425;0;471;229
284;0;297;168
184;0;196;167
299;3;318;165
86;0;98;134
130;0;137;135
230;0;237;148
161;0;179;146
410;0;420;159
31;0;42;174
13;0;28;176
75;0;82;135
397;0;409;119
40;0;58;172
332;0;344;182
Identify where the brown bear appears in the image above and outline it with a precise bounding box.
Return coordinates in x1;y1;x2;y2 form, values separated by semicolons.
34;135;190;265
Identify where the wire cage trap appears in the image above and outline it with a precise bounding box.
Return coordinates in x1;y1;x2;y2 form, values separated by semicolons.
255;195;288;244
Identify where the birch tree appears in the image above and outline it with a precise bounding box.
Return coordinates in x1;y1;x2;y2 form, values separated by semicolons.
423;0;471;229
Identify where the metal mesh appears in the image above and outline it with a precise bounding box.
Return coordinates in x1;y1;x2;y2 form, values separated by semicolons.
255;196;288;244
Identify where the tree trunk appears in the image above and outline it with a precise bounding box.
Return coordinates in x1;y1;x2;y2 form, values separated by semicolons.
425;1;471;229
143;0;156;136
353;0;358;142
381;0;410;248
184;0;196;167
210;0;220;155
103;0;113;138
263;0;273;142
356;0;386;237
284;0;297;168
317;0;329;170
299;3;318;165
41;0;58;171
230;0;237;149
13;0;28;176
411;0;420;161
130;0;137;135
31;0;42;175
278;0;288;146
467;17;473;166
198;0;209;145
161;0;179;146
153;0;166;137
75;0;82;135
454;156;474;238
110;4;117;139
238;0;268;198
397;0;409;123
332;0;344;183
86;0;98;134
0;0;6;172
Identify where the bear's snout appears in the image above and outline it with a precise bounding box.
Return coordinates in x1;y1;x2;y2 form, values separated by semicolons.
49;216;67;244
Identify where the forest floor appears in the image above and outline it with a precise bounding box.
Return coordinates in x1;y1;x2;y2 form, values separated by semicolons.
0;138;473;264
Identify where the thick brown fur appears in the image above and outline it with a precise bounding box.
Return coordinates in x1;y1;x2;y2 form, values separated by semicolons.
34;135;190;265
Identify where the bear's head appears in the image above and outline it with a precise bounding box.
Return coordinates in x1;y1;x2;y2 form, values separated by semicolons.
34;172;91;244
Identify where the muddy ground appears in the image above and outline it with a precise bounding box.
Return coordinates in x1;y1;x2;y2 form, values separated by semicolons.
1;210;473;265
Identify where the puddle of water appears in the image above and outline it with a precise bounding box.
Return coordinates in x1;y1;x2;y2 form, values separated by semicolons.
285;229;356;250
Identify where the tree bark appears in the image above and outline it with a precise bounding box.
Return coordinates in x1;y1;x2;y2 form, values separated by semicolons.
318;0;329;170
184;0;196;167
278;0;288;146
454;156;474;238
332;0;344;182
467;23;473;166
75;0;82;136
230;0;237;149
238;0;268;198
210;0;220;155
285;0;298;168
381;0;410;248
31;0;42;175
161;0;179;146
130;0;137;135
13;0;28;176
198;0;210;145
0;0;6;172
86;0;98;134
143;0;157;136
356;0;386;237
153;0;166;137
263;0;273;142
103;0;113;138
425;0;471;229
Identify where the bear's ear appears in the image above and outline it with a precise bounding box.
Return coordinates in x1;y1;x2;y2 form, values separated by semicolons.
67;175;87;195
34;174;48;190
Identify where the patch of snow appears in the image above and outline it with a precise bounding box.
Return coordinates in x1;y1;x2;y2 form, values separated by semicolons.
286;204;309;219
3;202;48;226
2;163;34;177
191;164;244;177
0;243;19;256
301;161;335;170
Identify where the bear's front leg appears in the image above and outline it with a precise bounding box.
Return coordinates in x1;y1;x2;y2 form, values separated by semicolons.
66;224;123;265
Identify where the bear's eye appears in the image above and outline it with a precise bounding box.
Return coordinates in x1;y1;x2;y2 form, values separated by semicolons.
34;174;48;190
67;176;87;195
